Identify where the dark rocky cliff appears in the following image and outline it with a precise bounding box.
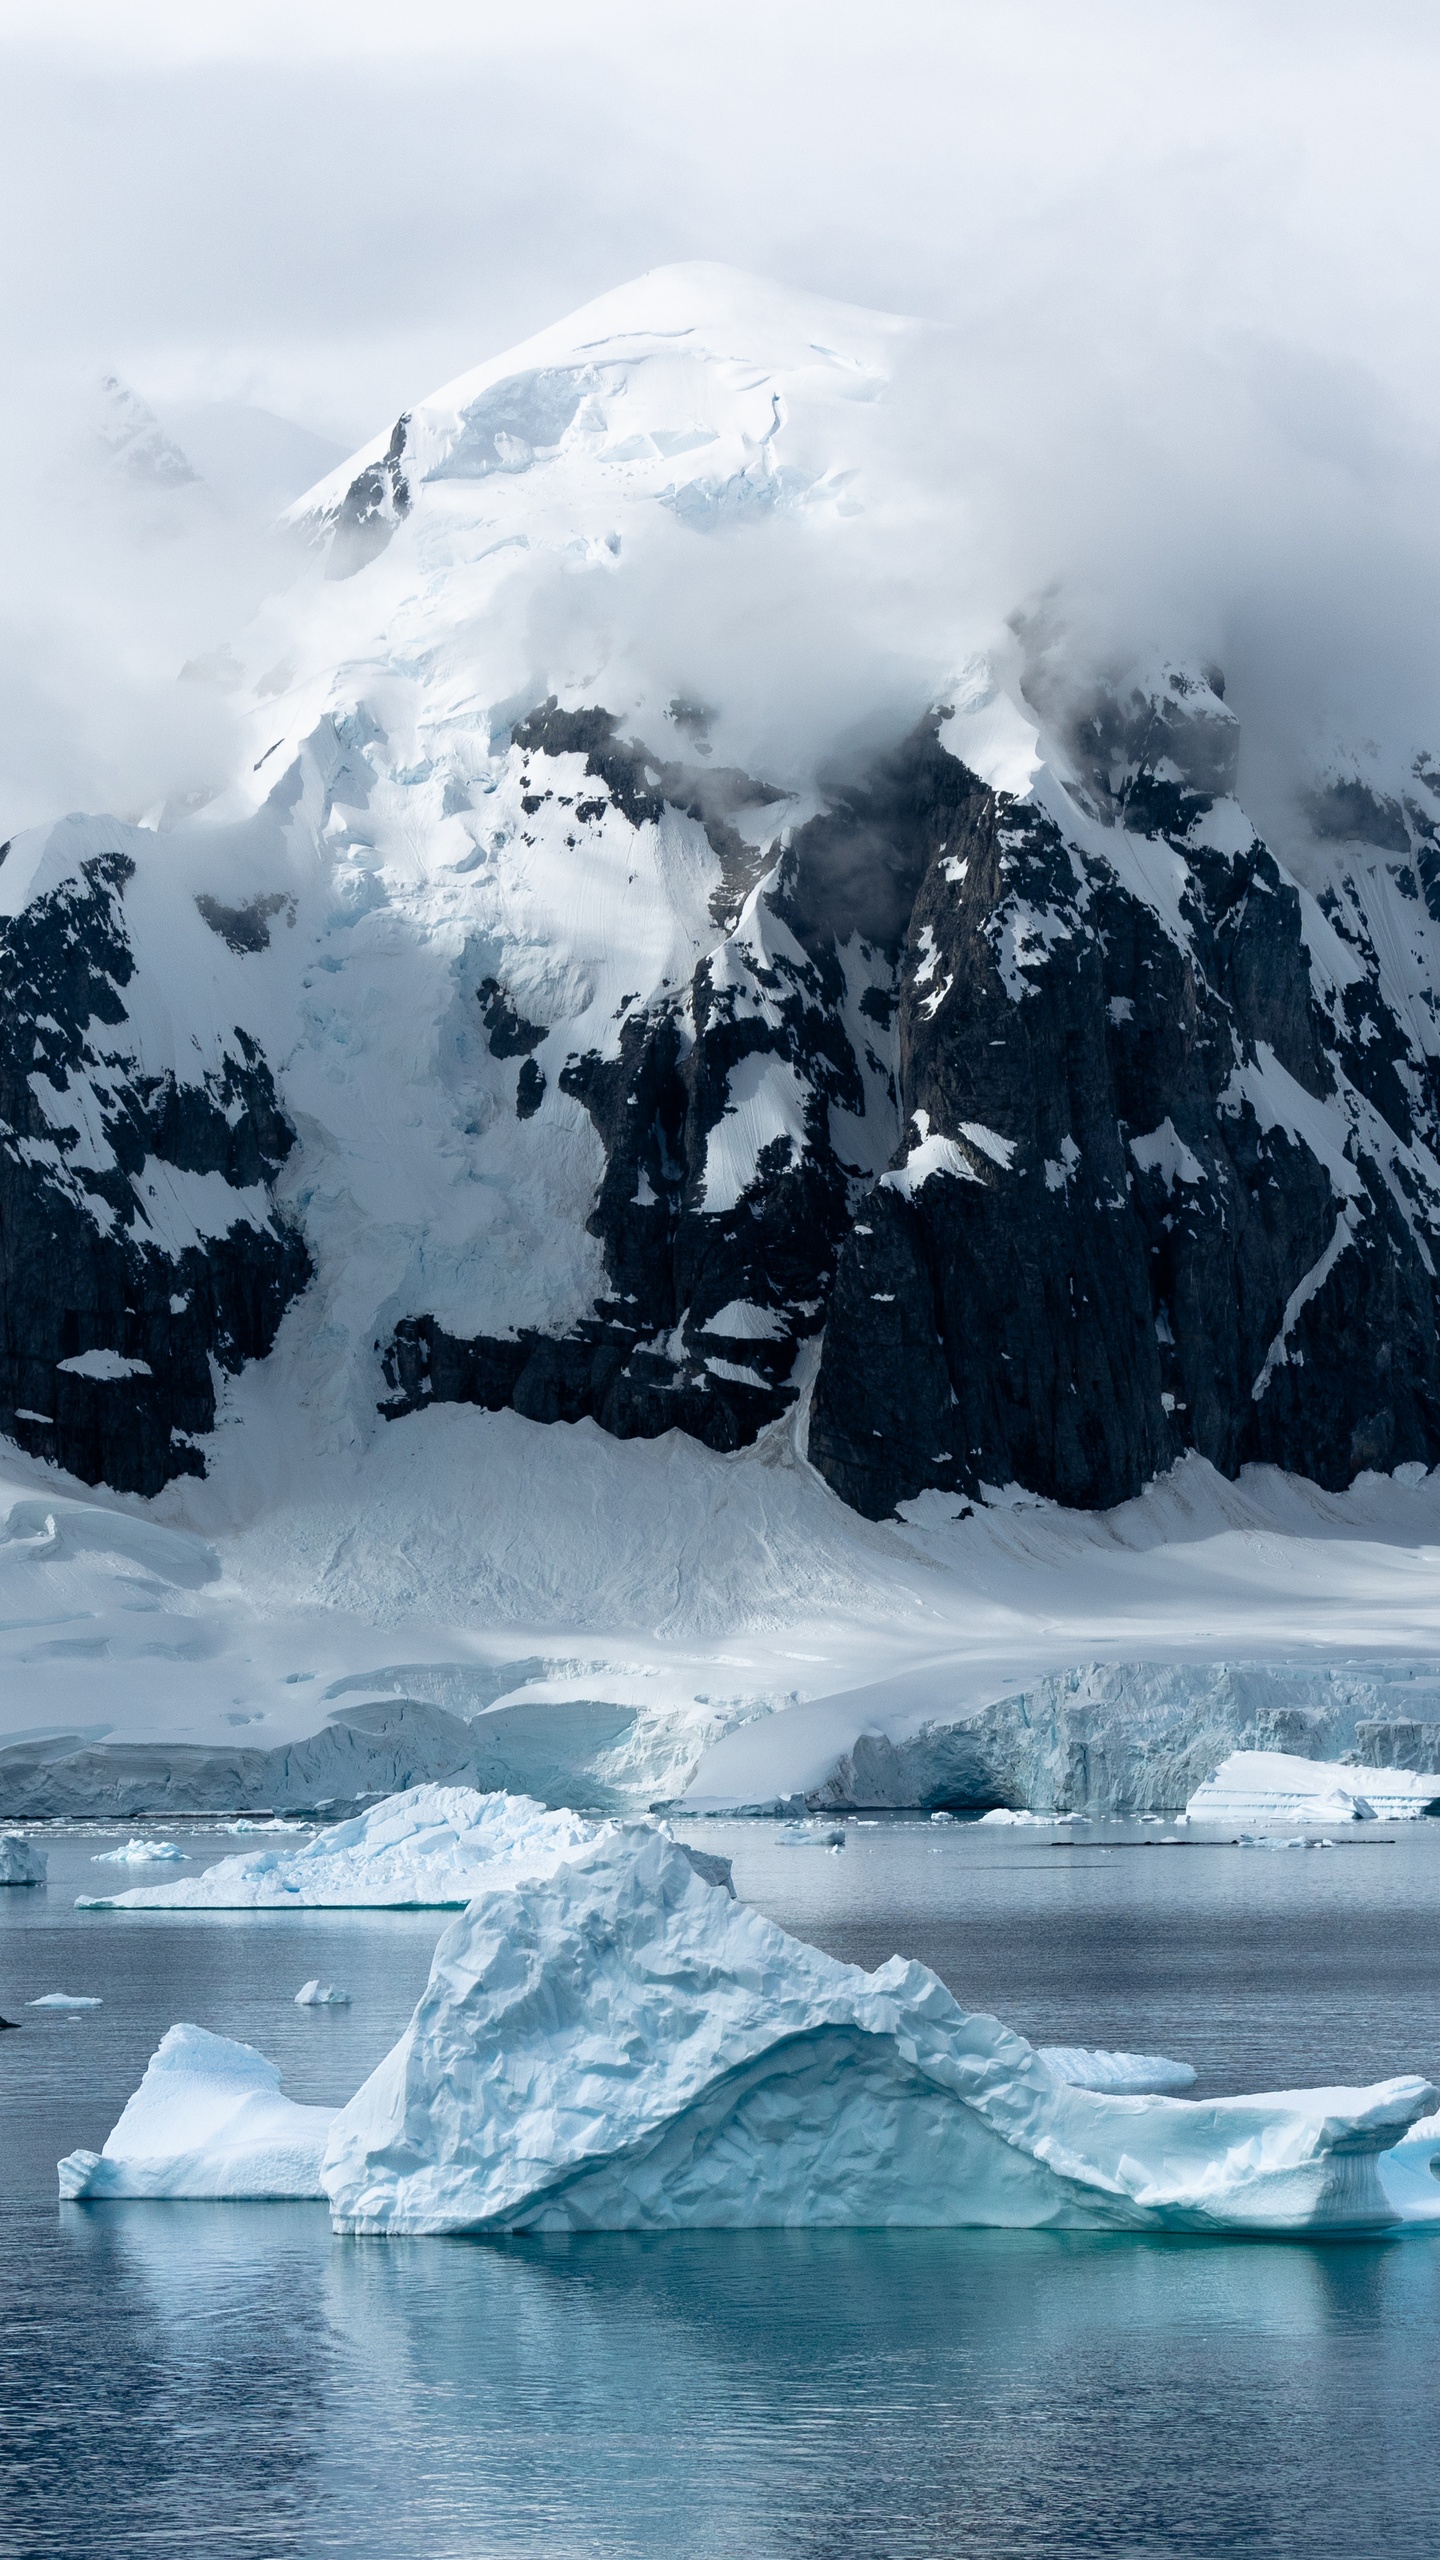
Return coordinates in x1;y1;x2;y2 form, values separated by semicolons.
379;675;1440;1514
7;668;1440;1518
0;845;310;1493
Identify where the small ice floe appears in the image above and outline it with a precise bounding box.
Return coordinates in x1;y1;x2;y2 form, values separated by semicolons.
221;1818;309;1835
28;1992;102;2008
295;1980;351;2006
929;1811;959;1825
0;1834;48;1886
777;1824;846;1849
91;1839;188;1866
58;2023;335;2199
1237;1834;1338;1852
977;1808;1073;1827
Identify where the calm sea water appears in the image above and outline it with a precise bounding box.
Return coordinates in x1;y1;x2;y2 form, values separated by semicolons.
5;1817;1440;2560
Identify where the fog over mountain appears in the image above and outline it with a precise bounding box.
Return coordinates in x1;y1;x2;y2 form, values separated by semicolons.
3;0;1439;846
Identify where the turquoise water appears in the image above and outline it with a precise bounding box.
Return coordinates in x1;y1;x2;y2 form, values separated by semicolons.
5;1819;1440;2558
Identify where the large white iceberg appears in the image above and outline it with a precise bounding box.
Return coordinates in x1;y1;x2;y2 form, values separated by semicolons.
75;1783;599;1909
319;1827;1437;2237
0;1833;47;1884
1185;1750;1440;1826
58;2023;337;2199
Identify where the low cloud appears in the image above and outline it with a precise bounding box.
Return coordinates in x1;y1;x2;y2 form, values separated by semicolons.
3;1;1438;848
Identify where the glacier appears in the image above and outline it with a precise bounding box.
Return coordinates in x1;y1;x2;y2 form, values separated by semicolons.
76;1783;598;1909
1184;1749;1440;1824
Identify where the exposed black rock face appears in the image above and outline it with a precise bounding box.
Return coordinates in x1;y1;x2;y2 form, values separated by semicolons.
0;850;311;1494
327;413;412;579
195;891;295;953
371;679;1440;1516
511;696;787;927
478;978;547;1057
810;703;1440;1514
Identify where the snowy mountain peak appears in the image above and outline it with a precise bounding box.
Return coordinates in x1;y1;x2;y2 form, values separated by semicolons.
288;261;915;552
95;374;200;492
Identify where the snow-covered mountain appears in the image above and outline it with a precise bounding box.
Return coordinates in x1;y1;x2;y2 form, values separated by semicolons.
7;263;1440;1814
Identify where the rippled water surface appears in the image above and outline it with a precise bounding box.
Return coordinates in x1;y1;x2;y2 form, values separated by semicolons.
5;1817;1440;2559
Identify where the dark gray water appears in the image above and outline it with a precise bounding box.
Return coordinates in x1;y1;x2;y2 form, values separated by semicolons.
5;1818;1440;2560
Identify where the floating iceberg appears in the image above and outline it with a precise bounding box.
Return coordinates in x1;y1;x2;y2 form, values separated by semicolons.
1185;1750;1440;1826
91;1838;188;1866
75;1783;600;1909
295;1980;351;2006
0;1834;47;1884
59;2024;336;2199
29;1991;101;2008
319;1827;1437;2237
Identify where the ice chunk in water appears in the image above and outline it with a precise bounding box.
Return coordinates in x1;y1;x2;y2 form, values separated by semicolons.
58;2023;334;2199
76;1783;598;1909
91;1839;188;1865
1186;1750;1440;1825
0;1834;47;1885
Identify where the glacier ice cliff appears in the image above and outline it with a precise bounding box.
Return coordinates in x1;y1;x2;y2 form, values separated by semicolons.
318;1827;1437;2237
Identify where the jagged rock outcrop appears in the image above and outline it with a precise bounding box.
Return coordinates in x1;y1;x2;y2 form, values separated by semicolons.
0;841;310;1493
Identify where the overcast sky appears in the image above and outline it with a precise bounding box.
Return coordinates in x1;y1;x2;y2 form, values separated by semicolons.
4;0;1439;834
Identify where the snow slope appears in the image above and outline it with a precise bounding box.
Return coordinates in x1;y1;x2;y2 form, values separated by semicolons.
9;1430;1440;1814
